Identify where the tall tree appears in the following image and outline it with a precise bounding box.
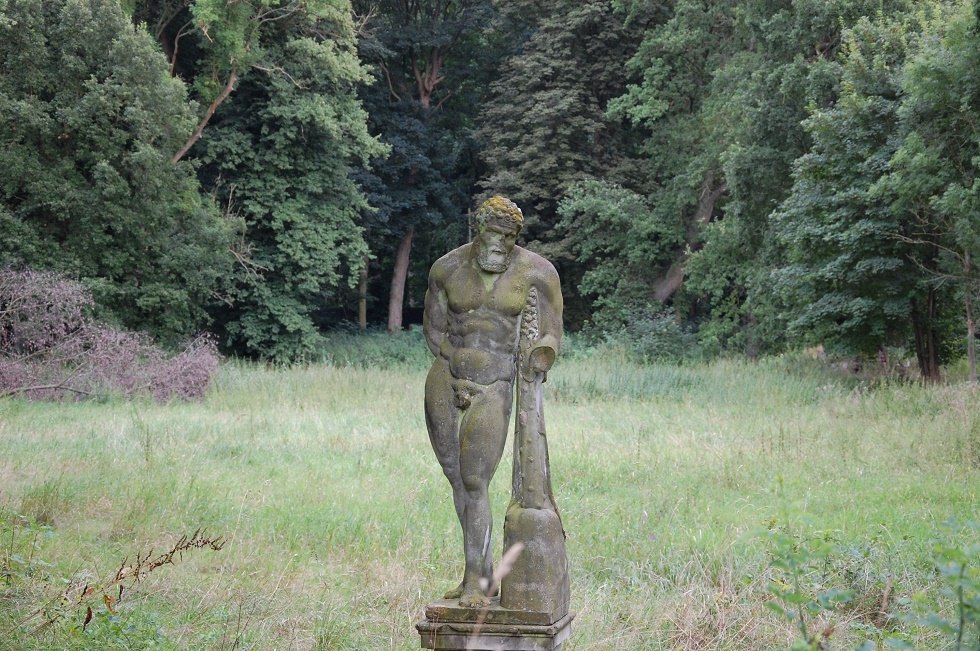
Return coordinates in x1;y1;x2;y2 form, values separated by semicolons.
353;0;495;332
0;0;231;343
771;16;919;363
874;0;980;380
127;0;326;162
477;0;646;326
196;2;387;360
606;0;918;354
771;4;977;381
478;0;646;245
121;0;385;359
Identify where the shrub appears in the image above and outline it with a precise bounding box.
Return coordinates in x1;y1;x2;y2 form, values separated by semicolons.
581;305;700;364
319;326;431;369
0;269;219;401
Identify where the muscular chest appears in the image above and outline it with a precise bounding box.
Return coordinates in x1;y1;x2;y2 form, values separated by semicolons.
444;266;529;317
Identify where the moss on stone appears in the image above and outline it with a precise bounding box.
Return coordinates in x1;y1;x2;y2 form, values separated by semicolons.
476;195;524;229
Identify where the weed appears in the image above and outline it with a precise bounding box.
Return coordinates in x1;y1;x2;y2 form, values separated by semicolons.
1;511;55;586
319;326;431;369
760;481;857;650
887;519;980;650
1;515;225;649
19;478;69;527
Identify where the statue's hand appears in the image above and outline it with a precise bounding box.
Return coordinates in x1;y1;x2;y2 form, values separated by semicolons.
523;341;556;380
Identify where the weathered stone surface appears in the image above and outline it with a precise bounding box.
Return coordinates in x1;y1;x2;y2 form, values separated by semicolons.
500;506;569;619
424;598;558;626
421;196;566;611
417;611;573;651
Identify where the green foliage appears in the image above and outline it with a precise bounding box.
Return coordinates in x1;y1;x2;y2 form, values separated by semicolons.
875;518;980;650
557;180;681;324
761;482;860;650
1;512;55;586
0;0;231;343
478;0;645;240
351;91;467;274
197;3;386;360
915;520;980;650
319;327;431;369
351;0;495;327
607;0;925;358
769;1;977;374
762;511;980;650
771;15;916;356
873;0;980;363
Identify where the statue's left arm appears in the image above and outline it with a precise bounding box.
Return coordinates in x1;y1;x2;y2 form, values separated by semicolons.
527;263;563;375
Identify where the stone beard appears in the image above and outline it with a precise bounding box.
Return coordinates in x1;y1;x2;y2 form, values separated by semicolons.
476;245;512;273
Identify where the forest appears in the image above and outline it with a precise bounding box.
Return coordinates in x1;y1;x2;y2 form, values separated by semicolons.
1;0;978;379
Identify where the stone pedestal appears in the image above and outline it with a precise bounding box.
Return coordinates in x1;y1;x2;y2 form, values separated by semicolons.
417;599;573;651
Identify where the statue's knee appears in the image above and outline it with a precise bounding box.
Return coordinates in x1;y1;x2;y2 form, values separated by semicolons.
440;462;462;484
461;474;488;497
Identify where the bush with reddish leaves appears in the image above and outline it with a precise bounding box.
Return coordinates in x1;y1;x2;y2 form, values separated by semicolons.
0;269;219;401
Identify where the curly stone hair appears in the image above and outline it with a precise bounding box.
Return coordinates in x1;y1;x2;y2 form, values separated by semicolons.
474;195;524;231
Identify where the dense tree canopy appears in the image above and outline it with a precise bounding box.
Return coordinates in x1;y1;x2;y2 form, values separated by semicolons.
124;0;385;360
193;2;386;360
351;0;496;332
0;0;231;343
772;16;918;358
0;0;976;372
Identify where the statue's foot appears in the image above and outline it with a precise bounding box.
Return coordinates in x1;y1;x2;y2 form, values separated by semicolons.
443;581;464;600
458;588;491;609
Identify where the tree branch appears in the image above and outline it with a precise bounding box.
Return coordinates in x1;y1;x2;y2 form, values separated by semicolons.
153;0;192;41
252;63;306;89
379;62;402;102
257;1;303;25
0;381;91;399
171;70;239;163
169;20;194;77
432;89;453;110
890;232;964;262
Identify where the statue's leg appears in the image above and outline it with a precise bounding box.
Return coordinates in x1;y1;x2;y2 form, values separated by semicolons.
423;358;466;598
456;379;513;608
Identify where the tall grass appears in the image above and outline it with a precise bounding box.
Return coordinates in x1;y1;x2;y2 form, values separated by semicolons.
0;347;977;649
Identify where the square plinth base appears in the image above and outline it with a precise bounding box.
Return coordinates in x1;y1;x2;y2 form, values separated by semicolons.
417;607;573;651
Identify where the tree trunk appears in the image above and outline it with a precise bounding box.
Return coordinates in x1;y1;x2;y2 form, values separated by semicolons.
911;290;941;383
652;173;726;304
387;226;414;334
966;251;976;383
358;256;370;332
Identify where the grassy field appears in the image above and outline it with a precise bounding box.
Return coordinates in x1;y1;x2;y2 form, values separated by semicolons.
0;349;977;650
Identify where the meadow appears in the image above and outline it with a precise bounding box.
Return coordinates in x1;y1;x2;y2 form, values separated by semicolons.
1;341;978;650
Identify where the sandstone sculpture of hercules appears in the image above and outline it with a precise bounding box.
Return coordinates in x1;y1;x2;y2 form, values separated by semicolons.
422;196;563;608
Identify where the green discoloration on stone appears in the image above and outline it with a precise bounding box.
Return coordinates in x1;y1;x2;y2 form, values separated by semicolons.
499;285;569;619
422;196;568;620
475;195;524;231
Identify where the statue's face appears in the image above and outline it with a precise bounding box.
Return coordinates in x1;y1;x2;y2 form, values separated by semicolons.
475;220;520;273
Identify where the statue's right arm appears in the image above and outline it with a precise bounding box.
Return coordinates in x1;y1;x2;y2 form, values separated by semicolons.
423;262;450;358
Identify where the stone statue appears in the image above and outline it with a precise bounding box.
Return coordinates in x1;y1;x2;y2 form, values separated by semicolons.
422;196;568;617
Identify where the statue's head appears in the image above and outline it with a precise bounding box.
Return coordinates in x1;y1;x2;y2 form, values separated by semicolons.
473;196;523;273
